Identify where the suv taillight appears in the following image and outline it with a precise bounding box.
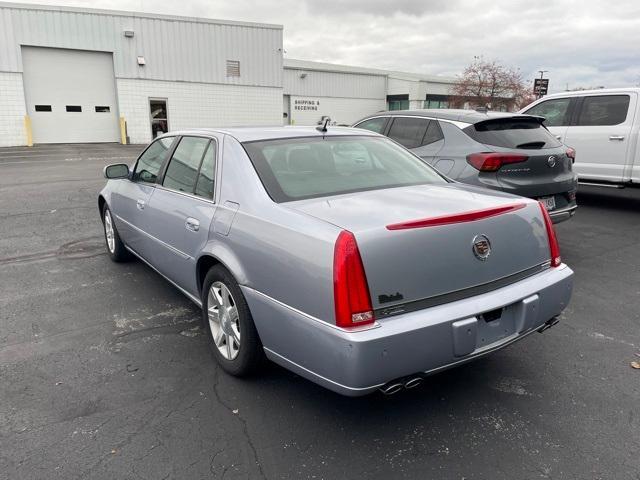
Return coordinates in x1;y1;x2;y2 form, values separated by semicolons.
566;147;576;163
333;231;375;328
467;152;528;172
539;202;561;267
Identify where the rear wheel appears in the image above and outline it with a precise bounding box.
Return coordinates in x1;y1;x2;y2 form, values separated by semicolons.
102;205;131;262
202;265;263;376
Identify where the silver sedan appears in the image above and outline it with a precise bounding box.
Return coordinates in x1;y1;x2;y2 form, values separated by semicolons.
98;126;573;396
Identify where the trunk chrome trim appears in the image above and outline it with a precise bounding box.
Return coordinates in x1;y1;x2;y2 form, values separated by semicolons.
124;245;202;307
376;262;551;319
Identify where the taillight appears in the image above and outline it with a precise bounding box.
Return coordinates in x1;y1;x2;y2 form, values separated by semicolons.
566;147;576;163
333;231;375;328
538;202;561;267
467;152;528;172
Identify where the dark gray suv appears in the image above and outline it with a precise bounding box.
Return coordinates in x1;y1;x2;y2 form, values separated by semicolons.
353;109;578;223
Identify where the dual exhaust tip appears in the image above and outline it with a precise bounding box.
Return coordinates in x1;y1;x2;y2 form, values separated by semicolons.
379;317;561;396
379;376;424;395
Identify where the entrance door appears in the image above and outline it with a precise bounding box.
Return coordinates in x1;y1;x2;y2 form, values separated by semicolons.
283;95;291;125
150;99;169;139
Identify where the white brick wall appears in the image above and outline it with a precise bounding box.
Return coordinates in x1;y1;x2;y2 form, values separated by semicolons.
288;96;386;126
0;72;27;147
116;79;283;144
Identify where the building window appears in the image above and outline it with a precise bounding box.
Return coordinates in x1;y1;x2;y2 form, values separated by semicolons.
95;106;111;113
66;105;82;112
35;105;52;112
226;60;240;77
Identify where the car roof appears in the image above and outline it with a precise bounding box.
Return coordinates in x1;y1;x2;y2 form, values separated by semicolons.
160;126;381;143
360;109;539;125
543;87;640;98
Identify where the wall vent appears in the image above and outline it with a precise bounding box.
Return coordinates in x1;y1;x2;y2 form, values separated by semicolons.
226;60;240;77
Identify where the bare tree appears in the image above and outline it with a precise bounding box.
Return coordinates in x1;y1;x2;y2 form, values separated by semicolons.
449;58;535;111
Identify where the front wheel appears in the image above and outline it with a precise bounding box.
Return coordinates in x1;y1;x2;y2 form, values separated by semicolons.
202;265;263;376
102;205;131;262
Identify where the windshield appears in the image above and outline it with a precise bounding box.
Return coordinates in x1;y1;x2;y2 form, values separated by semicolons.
242;135;447;202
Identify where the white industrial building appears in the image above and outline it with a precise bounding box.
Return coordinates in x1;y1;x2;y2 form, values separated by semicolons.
283;59;456;126
0;2;457;147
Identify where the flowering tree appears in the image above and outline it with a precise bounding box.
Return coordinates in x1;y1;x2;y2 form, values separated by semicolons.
449;59;536;111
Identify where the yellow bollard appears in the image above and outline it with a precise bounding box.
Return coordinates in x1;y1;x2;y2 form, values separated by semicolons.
119;117;127;145
24;115;33;147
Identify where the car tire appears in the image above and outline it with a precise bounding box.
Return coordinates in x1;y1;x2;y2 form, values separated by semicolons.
202;265;264;376
102;204;131;262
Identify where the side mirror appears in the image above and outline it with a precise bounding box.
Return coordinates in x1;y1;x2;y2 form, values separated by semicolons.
104;163;130;179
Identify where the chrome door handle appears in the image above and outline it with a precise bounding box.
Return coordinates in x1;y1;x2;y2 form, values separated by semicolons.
185;217;200;232
609;135;625;141
136;199;145;210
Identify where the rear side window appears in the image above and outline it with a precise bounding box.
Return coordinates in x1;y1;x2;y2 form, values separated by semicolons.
463;118;562;150
577;95;630;126
133;136;175;183
354;117;388;134
194;142;217;199
387;117;429;149
523;98;571;127
422;120;444;146
163;136;210;193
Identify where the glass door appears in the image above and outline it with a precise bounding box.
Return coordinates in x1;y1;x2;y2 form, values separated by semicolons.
149;98;169;138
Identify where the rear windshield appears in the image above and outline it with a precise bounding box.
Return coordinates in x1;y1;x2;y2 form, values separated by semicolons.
463;118;562;149
242;135;447;202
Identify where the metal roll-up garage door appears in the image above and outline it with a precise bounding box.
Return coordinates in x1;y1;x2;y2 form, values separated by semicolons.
22;46;120;144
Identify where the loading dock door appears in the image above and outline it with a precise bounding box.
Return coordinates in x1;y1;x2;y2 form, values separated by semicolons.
22;47;120;144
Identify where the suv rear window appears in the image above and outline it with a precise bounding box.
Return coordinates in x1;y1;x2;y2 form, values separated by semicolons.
463;118;562;150
243;136;446;202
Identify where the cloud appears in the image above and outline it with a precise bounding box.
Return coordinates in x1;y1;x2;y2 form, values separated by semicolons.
14;0;640;92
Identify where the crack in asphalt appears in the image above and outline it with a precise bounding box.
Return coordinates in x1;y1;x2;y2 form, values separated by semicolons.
211;367;266;480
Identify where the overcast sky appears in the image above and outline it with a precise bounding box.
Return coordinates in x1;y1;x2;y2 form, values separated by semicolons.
18;0;640;93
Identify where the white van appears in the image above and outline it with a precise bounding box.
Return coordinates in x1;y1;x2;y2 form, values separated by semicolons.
521;88;640;187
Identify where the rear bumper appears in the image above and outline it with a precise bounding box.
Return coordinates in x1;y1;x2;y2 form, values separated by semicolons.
243;264;573;396
549;204;577;223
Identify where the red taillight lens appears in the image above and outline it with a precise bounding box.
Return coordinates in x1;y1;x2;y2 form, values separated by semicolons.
467;152;528;172
538;201;561;267
566;147;576;163
333;231;375;328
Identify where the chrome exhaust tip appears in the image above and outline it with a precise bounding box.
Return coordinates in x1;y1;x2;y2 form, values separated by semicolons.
379;382;404;395
537;316;560;333
403;377;423;389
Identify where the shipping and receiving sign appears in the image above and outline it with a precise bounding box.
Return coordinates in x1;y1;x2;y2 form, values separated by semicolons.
294;99;320;111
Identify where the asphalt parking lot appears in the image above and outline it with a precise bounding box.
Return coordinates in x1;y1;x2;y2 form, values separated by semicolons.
1;143;639;480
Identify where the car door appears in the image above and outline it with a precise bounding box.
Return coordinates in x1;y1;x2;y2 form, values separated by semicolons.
562;93;636;182
522;96;574;143
110;136;176;260
143;135;219;296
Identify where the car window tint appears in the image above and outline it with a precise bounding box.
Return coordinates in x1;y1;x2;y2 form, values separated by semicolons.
194;142;216;199
422;120;444;145
578;95;630;126
163;137;210;193
524;98;571;127
243;136;446;202
133;136;175;183
354;117;387;133
387;117;429;149
463;118;562;149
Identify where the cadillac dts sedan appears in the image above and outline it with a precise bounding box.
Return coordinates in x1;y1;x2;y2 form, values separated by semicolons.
98;126;573;396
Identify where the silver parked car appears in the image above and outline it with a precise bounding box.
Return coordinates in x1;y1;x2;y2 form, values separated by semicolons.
99;127;573;396
353;110;578;223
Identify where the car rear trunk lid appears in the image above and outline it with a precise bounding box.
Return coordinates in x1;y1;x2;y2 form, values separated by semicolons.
286;184;551;312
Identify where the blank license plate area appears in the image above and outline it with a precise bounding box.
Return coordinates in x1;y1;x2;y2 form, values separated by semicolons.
476;305;516;348
539;195;556;211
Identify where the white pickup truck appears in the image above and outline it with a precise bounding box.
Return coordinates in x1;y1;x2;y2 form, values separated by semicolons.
521;88;640;187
